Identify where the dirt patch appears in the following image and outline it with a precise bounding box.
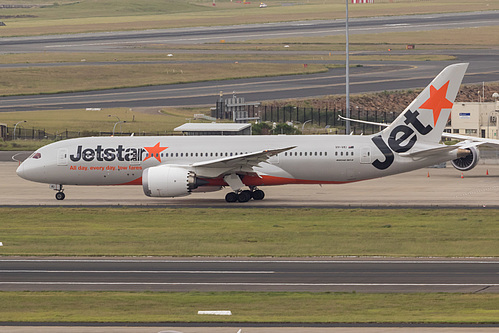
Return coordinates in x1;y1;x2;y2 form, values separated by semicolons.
265;83;499;112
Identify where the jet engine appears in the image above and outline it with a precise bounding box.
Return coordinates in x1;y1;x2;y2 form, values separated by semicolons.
142;165;199;197
451;146;479;171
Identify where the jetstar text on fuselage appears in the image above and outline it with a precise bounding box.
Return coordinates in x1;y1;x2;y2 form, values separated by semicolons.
70;145;144;162
371;109;433;170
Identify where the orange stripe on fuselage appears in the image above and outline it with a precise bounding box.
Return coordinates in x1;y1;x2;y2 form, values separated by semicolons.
116;175;356;187
117;177;142;186
203;175;355;186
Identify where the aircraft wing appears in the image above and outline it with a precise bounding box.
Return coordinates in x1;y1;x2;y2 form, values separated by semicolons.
190;146;296;178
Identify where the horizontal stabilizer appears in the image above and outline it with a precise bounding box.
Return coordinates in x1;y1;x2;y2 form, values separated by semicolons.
338;115;389;128
399;141;484;158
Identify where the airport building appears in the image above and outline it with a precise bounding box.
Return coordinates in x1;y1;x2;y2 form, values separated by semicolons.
174;123;252;136
445;100;499;139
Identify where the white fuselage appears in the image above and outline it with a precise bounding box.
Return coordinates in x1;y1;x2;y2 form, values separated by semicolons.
17;134;457;187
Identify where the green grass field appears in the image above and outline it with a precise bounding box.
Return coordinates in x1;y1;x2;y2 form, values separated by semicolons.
0;292;497;323
0;107;189;135
0;62;327;96
0;207;497;257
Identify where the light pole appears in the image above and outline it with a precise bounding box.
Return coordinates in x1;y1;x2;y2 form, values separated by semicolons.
13;120;26;140
345;0;350;135
112;121;127;136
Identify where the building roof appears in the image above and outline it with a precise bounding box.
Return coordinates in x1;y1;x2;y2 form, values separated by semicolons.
174;123;251;132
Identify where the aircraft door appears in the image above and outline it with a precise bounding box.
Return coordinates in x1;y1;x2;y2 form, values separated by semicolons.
57;148;68;166
360;147;371;164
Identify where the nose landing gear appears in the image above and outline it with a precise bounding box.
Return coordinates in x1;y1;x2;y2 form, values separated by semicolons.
50;184;65;200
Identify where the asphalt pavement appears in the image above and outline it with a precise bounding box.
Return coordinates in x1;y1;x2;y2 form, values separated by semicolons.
0;258;497;293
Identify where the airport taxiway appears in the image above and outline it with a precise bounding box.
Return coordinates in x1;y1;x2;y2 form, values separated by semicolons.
2;161;499;207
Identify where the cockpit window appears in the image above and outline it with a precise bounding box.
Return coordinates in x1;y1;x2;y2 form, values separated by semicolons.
31;152;42;159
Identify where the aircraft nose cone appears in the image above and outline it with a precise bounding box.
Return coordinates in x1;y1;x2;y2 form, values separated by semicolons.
16;162;26;179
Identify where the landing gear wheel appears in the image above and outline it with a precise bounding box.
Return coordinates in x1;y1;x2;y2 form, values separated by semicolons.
55;192;65;201
225;192;238;203
252;189;265;200
238;190;252;203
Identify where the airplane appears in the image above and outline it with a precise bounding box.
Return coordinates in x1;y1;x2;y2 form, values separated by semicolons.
17;63;475;203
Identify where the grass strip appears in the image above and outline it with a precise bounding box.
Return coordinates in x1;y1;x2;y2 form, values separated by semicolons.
0;63;326;96
0;291;497;323
0;208;497;257
0;107;200;138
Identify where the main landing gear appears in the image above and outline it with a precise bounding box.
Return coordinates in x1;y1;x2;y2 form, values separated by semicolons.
221;173;266;203
225;188;265;203
50;184;65;200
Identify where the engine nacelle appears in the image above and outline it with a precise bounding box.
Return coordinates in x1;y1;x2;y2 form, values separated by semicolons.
142;165;198;197
451;146;480;171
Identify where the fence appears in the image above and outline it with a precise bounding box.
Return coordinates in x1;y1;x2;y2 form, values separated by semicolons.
2;107;400;140
0;126;178;141
259;106;399;135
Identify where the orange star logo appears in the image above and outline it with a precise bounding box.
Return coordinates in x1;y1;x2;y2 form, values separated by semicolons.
419;80;454;126
143;142;168;162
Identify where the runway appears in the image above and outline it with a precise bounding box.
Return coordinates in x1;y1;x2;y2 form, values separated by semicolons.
0;257;497;293
1;11;498;51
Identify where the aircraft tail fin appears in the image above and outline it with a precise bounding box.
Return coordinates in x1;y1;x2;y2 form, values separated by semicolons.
380;63;468;146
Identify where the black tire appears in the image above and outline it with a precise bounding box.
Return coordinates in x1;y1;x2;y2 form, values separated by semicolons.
252;189;265;200
238;190;252;202
55;192;65;201
225;192;238;203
